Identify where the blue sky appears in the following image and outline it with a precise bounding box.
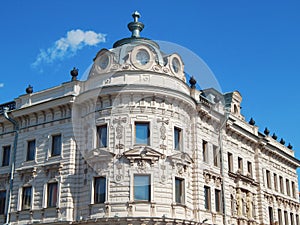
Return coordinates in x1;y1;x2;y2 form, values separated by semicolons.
0;1;300;160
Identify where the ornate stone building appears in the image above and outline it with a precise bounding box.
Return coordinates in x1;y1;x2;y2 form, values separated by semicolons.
0;12;299;225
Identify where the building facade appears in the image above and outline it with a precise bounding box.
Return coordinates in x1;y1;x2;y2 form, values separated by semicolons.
0;12;299;225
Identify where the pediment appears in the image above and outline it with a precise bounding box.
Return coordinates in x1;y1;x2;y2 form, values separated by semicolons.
168;152;194;166
123;146;165;163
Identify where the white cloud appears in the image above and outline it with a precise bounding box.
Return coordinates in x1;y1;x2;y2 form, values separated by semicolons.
0;83;4;88
32;29;106;68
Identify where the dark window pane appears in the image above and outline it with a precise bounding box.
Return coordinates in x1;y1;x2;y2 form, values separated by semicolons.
47;183;58;207
97;125;107;148
0;190;6;214
2;146;10;166
22;186;32;210
135;123;150;145
203;140;208;162
94;177;106;203
174;127;182;151
175;177;184;203
134;175;150;201
204;186;211;210
51;134;61;156
27;140;35;161
215;189;221;212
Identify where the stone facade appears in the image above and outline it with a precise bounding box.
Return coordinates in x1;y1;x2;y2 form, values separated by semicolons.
0;12;299;225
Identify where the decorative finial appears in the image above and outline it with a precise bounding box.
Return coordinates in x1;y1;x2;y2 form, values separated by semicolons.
280;138;285;145
26;85;33;94
264;127;270;136
70;67;79;81
189;76;196;89
128;11;144;38
287;143;293;149
249;118;255;126
272;133;277;140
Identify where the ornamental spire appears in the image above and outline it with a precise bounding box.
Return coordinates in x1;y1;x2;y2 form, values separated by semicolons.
127;11;144;38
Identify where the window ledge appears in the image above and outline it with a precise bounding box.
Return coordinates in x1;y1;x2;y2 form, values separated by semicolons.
171;203;187;208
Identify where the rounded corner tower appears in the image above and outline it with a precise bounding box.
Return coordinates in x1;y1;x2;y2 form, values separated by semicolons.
73;11;199;224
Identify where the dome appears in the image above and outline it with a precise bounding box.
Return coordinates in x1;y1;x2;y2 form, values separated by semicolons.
88;12;186;83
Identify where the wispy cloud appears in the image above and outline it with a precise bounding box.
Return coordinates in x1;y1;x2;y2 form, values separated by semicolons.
32;29;106;69
0;83;4;88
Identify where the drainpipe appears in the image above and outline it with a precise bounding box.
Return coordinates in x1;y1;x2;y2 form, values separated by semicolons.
3;107;19;225
219;109;229;225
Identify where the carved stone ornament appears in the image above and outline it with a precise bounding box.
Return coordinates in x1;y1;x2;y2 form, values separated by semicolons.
113;117;127;140
16;167;37;183
167;152;193;173
123;146;164;167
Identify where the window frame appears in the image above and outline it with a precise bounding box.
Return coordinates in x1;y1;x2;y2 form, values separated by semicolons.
238;157;243;173
175;177;185;204
26;139;36;161
278;208;283;225
202;140;208;163
0;190;6;215
274;173;278;191
21;186;32;210
247;161;252;177
51;134;62;157
213;145;220;168
215;189;222;213
2;145;11;167
174;127;183;151
204;185;211;211
133;174;151;202
134;122;150;145
280;176;284;194
93;176;107;204
47;182;58;208
97;124;108;148
266;170;271;189
227;152;233;172
286;179;291;196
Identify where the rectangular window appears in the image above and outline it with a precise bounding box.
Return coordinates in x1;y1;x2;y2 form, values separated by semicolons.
97;125;108;148
292;181;296;198
274;174;278;191
280;176;284;194
213;145;220;167
51;134;61;156
134;175;150;201
204;186;211;210
174;127;182;151
215;189;221;212
2;146;10;167
47;182;58;207
22;186;32;210
247;161;252;177
291;213;295;225
135;122;150;145
94;177;106;204
286;179;291;196
238;157;243;173
26;140;35;161
175;177;184;204
296;214;299;225
228;152;233;172
0;190;6;215
266;170;272;189
284;211;289;225
278;209;283;225
202;140;208;163
269;206;273;225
